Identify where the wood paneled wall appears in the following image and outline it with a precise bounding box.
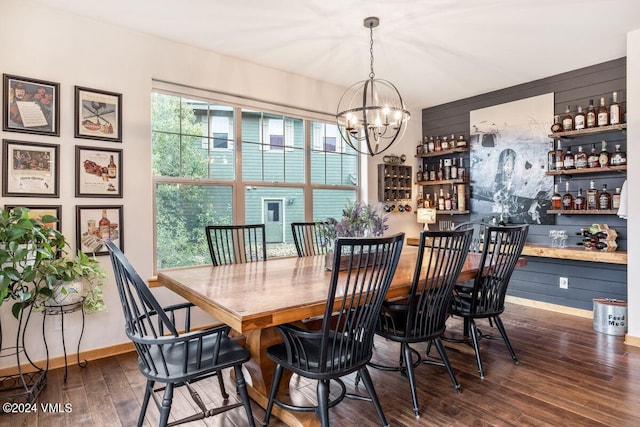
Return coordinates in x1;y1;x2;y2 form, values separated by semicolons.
422;58;628;310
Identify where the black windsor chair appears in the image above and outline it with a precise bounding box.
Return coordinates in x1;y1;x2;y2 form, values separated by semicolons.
106;241;256;427
262;233;405;427
447;224;529;378
369;229;473;418
291;222;328;257
205;224;266;266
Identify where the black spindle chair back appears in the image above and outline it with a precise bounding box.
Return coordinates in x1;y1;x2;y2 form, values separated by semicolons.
291;221;328;257
205;224;266;266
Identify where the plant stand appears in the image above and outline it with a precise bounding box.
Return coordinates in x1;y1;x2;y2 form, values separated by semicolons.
0;305;47;407
42;298;87;383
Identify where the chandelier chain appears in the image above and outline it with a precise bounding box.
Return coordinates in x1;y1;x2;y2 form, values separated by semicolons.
369;24;375;79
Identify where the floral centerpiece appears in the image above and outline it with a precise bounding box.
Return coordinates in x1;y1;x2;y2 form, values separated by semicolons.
319;201;389;270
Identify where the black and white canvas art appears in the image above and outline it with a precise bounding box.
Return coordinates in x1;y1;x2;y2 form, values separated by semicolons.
469;93;554;224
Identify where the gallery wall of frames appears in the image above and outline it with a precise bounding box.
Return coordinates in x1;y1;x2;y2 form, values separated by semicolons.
2;73;124;255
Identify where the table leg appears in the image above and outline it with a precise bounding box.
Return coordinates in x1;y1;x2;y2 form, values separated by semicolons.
242;326;319;427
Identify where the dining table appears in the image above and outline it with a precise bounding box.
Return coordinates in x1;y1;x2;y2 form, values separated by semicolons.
157;245;526;426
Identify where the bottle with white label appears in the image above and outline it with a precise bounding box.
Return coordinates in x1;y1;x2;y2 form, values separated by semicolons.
609;92;622;125
597;97;609;127
574;106;586;130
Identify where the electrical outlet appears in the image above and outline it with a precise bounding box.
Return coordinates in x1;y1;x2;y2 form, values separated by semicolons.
54;316;62;331
559;277;569;289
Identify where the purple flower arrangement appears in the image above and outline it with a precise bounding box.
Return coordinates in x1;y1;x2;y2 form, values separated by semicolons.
320;201;389;246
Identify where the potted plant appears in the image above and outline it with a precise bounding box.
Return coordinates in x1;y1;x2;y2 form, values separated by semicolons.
35;249;107;313
318;201;389;270
0;207;66;318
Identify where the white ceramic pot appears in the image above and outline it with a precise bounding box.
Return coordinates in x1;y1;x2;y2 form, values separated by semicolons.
51;279;84;305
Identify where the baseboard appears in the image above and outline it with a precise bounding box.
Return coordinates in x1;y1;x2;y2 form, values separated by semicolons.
505;296;593;318
0;341;136;377
625;334;640;348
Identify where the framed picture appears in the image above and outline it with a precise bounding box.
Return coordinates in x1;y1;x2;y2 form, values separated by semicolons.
3;74;60;136
74;86;122;142
75;146;122;197
4;205;62;232
3;139;59;197
76;205;123;256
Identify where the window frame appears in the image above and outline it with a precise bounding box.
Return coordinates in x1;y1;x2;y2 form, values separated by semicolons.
151;87;360;272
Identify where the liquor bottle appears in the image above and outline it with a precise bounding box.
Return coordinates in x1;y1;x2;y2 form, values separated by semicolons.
611;144;626;166
562;182;574;211
429;165;436;181
416;164;424;182
428;136;435;153
551;184;562;210
587;144;600;168
441;136;449;151
574;106;586;130
597;97;609;127
555;140;564;171
443;158;451;180
563;146;575;170
444;192;452;211
452;185;458;211
612;187;622;209
562;105;573;131
438;188;445;210
422;137;429;154
108;155;117;179
99;209;111;241
573;188;586;210
586;99;597;128
437;159;444;181
551;115;563;133
574;146;588;169
609;91;622;125
417;193;425;209
598;184;611;210
417;140;424;155
586;180;598;210
456;135;468;148
434;136;442;152
450;158;458;179
598;140;610;168
425;194;432;208
547;141;557;171
458;158;465;181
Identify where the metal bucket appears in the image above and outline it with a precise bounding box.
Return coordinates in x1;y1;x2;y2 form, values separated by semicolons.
593;298;627;336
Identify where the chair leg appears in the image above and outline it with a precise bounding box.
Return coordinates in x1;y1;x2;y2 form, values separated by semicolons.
158;383;174;427
493;316;518;363
433;338;461;392
138;380;154;427
316;380;330;427
402;343;420;418
217;369;229;399
263;363;284;426
234;365;256;427
468;320;484;379
358;367;389;427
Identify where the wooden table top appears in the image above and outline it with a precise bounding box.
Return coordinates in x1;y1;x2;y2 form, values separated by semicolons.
157;247;512;333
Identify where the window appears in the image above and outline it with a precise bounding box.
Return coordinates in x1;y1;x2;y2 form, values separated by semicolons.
152;90;359;271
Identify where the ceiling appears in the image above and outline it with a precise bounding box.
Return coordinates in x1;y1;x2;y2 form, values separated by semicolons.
36;0;640;110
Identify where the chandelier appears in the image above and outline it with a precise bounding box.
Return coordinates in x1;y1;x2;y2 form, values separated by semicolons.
336;17;410;157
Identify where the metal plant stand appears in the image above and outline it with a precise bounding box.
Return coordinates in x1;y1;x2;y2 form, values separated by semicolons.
0;305;47;407
42;298;87;383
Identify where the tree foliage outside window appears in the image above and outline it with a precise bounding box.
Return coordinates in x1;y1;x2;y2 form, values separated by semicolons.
152;90;359;271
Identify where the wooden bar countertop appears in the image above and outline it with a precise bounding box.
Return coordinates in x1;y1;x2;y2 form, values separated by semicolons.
406;237;627;265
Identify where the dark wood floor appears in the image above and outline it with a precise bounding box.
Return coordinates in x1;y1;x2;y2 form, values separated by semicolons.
3;303;640;426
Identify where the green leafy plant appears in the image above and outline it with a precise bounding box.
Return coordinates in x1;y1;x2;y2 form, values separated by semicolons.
36;249;107;313
0;207;66;318
319;201;389;245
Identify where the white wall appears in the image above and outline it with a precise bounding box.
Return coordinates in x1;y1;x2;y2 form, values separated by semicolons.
626;29;640;340
0;0;372;367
